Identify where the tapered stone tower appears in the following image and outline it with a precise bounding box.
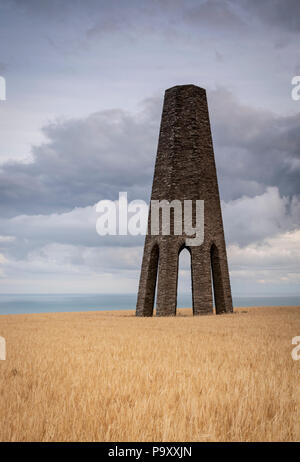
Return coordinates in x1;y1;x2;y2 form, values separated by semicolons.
136;84;233;316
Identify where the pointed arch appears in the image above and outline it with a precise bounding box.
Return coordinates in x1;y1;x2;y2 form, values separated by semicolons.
176;244;192;315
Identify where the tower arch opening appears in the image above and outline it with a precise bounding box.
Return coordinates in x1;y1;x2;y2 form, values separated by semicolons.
176;245;192;316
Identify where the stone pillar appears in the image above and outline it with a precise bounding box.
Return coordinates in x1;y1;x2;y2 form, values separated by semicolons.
136;236;159;316
156;238;180;316
190;245;214;315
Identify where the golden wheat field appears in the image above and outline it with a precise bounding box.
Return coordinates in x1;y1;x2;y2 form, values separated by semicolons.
0;306;299;442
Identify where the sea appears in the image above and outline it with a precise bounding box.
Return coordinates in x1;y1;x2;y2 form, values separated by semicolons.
0;293;299;315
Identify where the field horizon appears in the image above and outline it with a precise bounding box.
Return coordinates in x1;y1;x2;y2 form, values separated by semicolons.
0;306;299;442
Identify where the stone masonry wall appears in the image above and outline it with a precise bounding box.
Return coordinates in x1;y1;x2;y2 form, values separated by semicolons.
136;85;233;316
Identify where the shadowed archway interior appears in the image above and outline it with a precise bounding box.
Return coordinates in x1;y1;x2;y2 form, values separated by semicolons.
176;245;192;315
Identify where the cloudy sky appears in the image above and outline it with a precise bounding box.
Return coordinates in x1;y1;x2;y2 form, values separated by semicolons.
0;0;299;296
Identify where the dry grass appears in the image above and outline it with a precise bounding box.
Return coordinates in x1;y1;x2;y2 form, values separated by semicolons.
0;306;299;442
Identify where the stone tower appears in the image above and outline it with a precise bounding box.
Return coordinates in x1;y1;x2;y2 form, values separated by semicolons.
136;84;233;316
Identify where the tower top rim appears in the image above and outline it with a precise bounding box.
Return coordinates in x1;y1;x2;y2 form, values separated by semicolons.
165;84;206;94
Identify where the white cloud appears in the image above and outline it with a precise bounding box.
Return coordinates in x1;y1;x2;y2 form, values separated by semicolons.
0;243;142;293
228;229;300;288
222;187;300;246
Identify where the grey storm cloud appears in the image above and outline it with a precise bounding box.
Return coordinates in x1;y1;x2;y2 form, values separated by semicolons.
0;103;161;217
184;0;246;32
0;87;299;272
1;88;299;219
208;88;300;201
235;0;300;32
9;0;300;30
6;0;295;45
3;0;300;57
0;0;299;294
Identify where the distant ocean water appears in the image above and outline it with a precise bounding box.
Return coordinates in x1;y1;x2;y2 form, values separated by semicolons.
0;293;299;315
